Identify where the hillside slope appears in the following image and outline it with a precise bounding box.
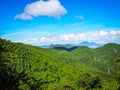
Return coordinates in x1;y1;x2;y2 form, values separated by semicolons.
0;38;120;90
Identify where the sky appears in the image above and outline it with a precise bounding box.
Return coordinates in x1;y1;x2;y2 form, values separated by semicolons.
0;0;120;45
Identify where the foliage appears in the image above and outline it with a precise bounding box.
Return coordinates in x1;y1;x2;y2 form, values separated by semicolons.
0;38;120;90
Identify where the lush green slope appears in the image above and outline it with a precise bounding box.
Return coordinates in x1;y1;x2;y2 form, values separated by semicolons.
0;38;120;90
52;44;120;77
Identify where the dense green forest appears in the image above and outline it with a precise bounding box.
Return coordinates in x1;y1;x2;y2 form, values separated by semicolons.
0;38;120;90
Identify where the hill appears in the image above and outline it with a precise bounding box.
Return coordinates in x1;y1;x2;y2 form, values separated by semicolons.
0;38;120;90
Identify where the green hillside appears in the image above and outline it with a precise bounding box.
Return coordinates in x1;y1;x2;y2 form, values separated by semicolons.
0;38;120;90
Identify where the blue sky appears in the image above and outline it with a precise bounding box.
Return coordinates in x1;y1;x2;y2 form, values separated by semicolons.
0;0;120;45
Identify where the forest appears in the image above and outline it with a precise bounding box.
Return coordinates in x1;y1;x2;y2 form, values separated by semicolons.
0;38;120;90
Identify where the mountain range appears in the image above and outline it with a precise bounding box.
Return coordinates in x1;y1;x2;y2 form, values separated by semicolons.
79;41;101;48
41;41;101;48
0;38;120;90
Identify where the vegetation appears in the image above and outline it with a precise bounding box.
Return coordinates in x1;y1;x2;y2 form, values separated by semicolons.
0;38;120;90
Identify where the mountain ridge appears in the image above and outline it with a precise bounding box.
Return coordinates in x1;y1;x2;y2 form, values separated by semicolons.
40;41;101;48
0;38;120;90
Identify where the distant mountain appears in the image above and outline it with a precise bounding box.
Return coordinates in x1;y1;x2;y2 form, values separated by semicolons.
40;44;74;48
79;41;101;48
40;41;101;49
49;44;74;48
40;45;49;48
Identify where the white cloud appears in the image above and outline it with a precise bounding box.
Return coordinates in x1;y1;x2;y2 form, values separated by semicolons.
14;0;67;20
19;30;120;45
2;29;120;45
110;30;118;35
14;13;33;20
75;15;84;20
99;30;108;36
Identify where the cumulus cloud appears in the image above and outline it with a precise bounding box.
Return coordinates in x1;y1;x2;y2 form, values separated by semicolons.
20;30;120;45
75;15;84;20
14;0;67;20
14;13;33;20
99;30;108;36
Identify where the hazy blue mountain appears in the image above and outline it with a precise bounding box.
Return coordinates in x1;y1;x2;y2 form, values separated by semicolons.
47;44;74;48
40;41;101;49
40;45;49;48
79;41;101;48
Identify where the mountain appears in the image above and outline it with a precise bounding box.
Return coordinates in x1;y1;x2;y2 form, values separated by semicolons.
70;44;120;75
40;44;74;49
49;44;74;48
79;41;101;48
0;38;120;90
40;45;49;48
40;41;101;49
51;46;78;51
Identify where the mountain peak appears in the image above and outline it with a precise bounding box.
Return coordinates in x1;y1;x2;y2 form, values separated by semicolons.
79;41;101;48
